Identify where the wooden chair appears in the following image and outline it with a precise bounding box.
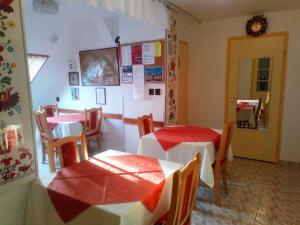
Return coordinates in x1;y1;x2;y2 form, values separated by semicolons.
40;104;58;117
212;122;234;206
156;153;201;225
137;113;154;137
84;107;102;152
47;134;88;173
34;110;58;164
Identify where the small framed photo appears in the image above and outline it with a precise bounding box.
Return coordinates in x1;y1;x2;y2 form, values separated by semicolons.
96;88;106;105
69;72;79;86
71;87;80;100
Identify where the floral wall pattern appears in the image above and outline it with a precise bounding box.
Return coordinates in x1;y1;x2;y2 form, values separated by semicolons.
0;0;36;191
165;16;178;125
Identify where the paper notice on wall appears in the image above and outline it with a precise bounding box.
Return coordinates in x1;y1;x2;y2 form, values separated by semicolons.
142;43;155;65
132;65;145;99
154;42;162;57
121;45;132;66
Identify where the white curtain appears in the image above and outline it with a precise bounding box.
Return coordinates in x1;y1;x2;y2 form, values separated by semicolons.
84;0;168;29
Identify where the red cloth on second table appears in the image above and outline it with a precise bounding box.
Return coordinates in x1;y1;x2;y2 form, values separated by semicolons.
47;114;85;130
47;154;165;223
154;126;221;151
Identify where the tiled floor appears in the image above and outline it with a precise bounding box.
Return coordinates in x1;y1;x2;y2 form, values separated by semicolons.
192;158;300;225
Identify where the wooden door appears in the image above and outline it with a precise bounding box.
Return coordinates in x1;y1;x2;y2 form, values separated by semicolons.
225;33;288;162
178;41;188;125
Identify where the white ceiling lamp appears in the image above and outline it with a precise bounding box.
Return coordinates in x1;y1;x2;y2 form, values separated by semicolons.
32;0;59;14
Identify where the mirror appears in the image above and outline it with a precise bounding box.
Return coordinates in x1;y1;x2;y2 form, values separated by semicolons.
236;57;272;131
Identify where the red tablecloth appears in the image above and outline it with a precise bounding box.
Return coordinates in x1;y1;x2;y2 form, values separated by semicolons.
154;126;221;151
47;114;85;130
237;103;255;110
47;154;165;223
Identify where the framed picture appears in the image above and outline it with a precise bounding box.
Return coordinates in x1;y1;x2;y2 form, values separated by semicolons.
79;47;120;86
122;66;133;83
69;72;79;86
71;87;80;100
96;88;106;105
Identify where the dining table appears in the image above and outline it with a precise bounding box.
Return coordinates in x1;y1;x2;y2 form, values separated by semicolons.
25;150;183;225
137;126;233;188
46;113;108;138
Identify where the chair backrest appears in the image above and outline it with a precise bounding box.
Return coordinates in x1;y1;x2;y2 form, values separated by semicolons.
137;113;154;137
48;134;88;172
34;110;54;140
215;122;234;166
84;107;102;133
167;152;201;225
40;104;58;117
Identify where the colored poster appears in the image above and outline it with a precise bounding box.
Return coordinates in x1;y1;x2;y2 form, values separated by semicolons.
145;67;163;82
142;43;155;65
131;44;142;65
121;45;132;66
122;66;133;83
154;42;162;57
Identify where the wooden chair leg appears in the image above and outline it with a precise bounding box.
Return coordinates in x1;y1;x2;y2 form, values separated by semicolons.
42;142;46;164
214;170;221;206
222;165;228;194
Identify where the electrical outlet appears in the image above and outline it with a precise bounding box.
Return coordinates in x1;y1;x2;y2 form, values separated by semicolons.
149;89;154;95
155;89;161;95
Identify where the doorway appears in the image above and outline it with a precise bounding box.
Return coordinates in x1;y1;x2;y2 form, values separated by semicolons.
225;33;288;162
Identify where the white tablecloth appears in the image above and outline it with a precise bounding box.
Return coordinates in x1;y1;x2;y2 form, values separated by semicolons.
52;117;108;138
25;150;183;225
137;129;233;188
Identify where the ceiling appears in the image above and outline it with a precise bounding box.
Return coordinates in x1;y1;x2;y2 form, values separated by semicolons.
168;0;300;22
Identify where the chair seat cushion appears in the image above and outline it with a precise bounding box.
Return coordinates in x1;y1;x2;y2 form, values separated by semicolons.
86;130;100;138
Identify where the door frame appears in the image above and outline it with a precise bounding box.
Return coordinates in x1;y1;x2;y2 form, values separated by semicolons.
224;32;289;162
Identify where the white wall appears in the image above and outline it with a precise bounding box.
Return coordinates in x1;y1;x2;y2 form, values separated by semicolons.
23;1;167;153
187;9;300;162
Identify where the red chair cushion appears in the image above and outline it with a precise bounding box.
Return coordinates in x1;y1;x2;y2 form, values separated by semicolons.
61;142;78;167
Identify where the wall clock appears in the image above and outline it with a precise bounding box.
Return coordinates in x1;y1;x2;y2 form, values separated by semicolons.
246;15;268;37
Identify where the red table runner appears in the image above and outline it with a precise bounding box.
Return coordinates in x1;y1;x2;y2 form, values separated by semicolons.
154;126;221;151
47;154;165;223
47;114;85;130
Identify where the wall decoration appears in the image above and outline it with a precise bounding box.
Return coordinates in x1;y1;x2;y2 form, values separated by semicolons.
68;72;79;86
145;67;163;82
79;47;120;86
96;87;106;105
71;87;80;100
122;66;133;83
246;15;267;37
120;40;165;83
131;44;142;65
165;16;179;125
0;0;36;191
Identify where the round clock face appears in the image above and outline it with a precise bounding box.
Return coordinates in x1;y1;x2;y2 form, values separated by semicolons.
246;16;267;37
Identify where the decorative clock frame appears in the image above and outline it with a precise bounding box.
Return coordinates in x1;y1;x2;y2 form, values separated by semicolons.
246;15;268;37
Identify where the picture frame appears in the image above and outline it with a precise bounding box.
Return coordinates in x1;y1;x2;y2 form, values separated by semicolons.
96;88;106;105
79;47;120;86
145;66;163;82
68;72;79;86
71;87;80;100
